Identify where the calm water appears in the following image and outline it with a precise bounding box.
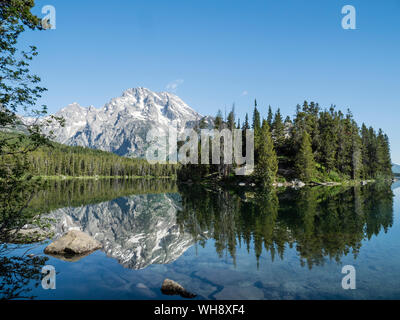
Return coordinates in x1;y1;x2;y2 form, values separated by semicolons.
1;179;400;300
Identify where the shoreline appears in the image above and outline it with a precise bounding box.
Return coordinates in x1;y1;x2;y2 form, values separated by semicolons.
33;175;177;180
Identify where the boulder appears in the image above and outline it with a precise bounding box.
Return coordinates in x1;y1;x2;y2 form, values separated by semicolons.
44;230;102;256
161;279;196;299
291;180;306;188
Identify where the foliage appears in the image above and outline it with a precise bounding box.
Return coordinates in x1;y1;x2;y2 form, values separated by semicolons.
295;130;316;182
254;120;278;188
177;182;394;269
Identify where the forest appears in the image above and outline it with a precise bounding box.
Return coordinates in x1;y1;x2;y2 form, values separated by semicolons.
1;99;393;190
0;134;178;178
177;182;394;269
178;100;393;187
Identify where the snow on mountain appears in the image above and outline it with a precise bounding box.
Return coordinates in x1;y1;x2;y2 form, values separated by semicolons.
46;193;205;269
46;87;208;158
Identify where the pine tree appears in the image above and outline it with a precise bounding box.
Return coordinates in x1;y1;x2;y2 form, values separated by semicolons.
242;113;250;130
272;108;285;152
295;131;316;183
252;102;261;132
350;121;363;180
215;110;223;130
377;129;392;178
227;104;235;130
284;116;292;124
267;106;273;129
199;117;208;129
254;120;278;188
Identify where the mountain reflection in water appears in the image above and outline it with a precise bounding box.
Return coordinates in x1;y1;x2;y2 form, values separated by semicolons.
1;179;398;300
40;179;394;270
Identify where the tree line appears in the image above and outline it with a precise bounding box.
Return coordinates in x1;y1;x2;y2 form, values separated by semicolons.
179;100;393;187
23;141;178;178
177;183;394;269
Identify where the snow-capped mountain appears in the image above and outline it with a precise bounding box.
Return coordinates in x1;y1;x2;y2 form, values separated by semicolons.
46;87;207;157
46;193;206;269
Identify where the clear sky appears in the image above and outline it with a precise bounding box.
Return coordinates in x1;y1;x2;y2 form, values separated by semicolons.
22;0;400;163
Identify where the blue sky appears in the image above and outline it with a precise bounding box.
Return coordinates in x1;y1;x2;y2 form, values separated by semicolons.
22;0;400;163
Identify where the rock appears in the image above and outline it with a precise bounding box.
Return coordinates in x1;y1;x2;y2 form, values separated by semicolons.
291;180;305;188
44;230;102;256
9;227;52;244
161;279;196;299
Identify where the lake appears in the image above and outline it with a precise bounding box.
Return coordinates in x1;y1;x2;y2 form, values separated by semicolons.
1;179;400;300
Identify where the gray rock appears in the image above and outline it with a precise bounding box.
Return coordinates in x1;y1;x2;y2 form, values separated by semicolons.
161;279;196;299
291;180;306;188
44;230;102;256
9;227;51;244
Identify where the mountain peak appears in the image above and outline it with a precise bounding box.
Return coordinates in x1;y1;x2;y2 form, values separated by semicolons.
46;87;205;157
57;102;86;115
121;87;154;97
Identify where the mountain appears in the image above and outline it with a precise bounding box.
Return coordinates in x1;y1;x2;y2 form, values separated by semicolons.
46;193;205;269
45;87;209;158
392;164;400;174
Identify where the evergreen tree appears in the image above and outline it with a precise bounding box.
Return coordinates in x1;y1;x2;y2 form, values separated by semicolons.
199;117;208;129
295;131;316;182
227;104;235;130
242;113;250;130
252;103;261;132
272;108;285;152
377;129;392;178
254;120;278;188
215;110;223;130
267;105;273;129
350;121;363;180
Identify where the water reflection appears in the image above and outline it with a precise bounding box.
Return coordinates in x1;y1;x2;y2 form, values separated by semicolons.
0;179;396;300
177;183;394;269
14;180;397;272
0;246;49;300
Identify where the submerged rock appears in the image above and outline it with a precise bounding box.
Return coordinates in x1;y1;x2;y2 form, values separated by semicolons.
161;279;197;299
44;230;102;257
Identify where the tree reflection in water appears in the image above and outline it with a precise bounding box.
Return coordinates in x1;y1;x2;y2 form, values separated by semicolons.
177;183;394;269
0;245;48;300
